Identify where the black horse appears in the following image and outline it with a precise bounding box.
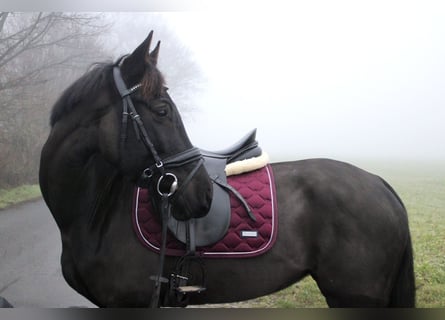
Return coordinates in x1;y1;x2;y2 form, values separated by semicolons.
39;32;415;307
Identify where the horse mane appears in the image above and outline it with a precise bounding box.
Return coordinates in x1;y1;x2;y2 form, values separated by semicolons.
50;62;114;127
50;56;165;127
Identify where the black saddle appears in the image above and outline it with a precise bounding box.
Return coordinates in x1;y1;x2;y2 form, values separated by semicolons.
200;129;262;163
167;129;261;249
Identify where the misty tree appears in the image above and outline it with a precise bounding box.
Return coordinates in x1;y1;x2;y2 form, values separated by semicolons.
0;12;203;189
0;12;109;187
152;20;206;115
103;13;206;114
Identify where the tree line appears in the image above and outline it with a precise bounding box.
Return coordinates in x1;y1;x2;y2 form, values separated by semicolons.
0;12;203;189
0;12;108;188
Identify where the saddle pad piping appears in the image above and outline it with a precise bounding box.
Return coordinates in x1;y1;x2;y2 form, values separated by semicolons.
134;189;161;253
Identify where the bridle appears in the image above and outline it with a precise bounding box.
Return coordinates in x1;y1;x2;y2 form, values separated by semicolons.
112;64;204;198
112;63;207;307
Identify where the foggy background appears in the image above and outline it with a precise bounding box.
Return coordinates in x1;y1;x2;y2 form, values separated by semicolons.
1;3;444;188
105;7;445;162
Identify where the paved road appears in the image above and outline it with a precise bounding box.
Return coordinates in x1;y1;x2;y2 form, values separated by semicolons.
0;200;254;309
0;199;95;307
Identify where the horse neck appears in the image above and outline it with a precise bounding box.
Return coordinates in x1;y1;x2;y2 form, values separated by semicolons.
40;130;132;230
77;156;131;230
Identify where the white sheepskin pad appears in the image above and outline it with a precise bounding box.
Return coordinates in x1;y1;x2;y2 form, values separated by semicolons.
225;152;269;176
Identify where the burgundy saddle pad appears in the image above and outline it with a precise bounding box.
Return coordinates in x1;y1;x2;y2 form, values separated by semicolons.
132;165;278;258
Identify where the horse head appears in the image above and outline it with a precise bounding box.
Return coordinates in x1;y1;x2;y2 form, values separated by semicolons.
48;31;212;221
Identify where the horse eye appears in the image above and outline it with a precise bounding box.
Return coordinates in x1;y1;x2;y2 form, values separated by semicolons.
154;107;168;117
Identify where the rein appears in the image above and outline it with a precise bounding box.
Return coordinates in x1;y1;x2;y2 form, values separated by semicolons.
112;64;205;308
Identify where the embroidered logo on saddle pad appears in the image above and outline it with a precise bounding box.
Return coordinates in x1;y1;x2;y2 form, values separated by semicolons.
132;165;278;258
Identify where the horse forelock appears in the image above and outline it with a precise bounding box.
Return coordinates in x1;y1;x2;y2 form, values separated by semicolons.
140;63;165;99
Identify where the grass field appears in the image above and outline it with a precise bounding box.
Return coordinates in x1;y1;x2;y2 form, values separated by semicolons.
0;184;41;210
384;163;445;308
237;161;445;308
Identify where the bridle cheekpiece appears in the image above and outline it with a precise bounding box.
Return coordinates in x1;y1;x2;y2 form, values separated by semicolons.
112;64;204;198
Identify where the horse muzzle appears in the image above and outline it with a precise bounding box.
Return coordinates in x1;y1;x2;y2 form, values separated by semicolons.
168;164;213;221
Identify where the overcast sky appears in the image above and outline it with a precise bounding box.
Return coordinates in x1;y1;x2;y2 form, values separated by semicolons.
25;0;444;163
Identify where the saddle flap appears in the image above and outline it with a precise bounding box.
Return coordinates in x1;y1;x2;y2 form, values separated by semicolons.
167;182;230;247
167;156;231;247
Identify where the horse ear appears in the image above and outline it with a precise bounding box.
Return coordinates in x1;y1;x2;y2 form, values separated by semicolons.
148;41;161;66
121;31;154;84
128;31;153;63
125;31;153;69
130;32;160;66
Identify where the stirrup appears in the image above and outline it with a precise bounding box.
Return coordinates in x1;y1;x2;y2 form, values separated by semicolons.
176;285;206;294
167;255;206;306
170;272;206;295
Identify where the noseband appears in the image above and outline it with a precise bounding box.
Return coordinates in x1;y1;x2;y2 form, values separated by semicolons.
112;65;204;198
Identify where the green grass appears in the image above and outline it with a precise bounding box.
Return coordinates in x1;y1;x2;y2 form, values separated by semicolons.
373;162;445;308
250;277;328;308
0;184;42;209
239;161;445;308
